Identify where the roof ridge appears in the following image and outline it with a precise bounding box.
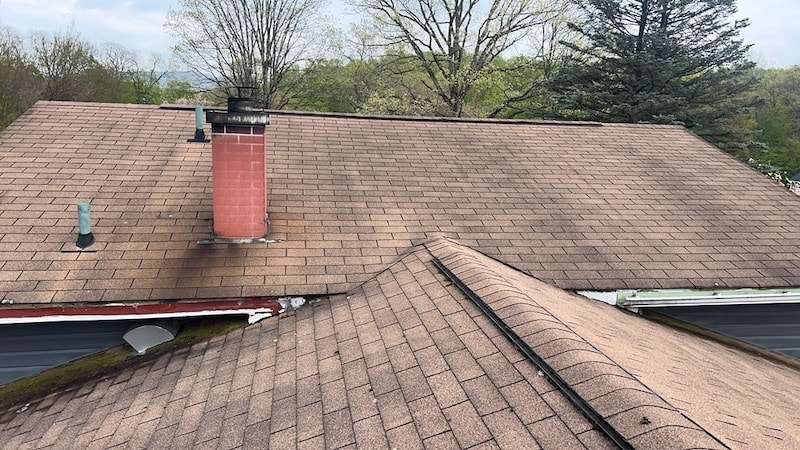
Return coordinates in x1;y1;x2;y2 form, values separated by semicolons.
158;104;606;126
426;240;729;449
34;100;160;109
266;109;608;126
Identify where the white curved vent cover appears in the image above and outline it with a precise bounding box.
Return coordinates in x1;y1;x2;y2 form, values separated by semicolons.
123;321;180;354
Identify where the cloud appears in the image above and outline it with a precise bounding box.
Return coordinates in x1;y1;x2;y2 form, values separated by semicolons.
738;0;800;67
2;0;78;16
1;0;799;68
0;0;174;57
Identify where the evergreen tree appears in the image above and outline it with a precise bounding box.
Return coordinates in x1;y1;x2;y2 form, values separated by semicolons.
554;0;757;148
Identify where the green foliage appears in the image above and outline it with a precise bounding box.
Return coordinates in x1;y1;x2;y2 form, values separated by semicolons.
0;28;197;132
0;28;41;129
750;67;800;175
0;317;245;411
553;0;758;148
120;79;194;105
288;58;376;113
161;80;196;104
31;30;99;101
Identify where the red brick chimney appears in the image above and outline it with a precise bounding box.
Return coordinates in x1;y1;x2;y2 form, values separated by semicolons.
206;97;269;239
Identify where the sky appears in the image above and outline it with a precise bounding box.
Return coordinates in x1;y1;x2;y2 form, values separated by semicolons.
0;0;798;68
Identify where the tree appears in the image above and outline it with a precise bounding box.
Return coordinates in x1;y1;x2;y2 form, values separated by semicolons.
289;24;392;113
483;0;579;118
167;0;323;109
750;67;800;175
755;68;800;144
161;80;197;104
31;30;97;101
127;55;168;104
355;0;555;116
553;0;757;147
0;28;40;128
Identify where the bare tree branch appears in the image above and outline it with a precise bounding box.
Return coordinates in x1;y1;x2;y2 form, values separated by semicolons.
167;0;322;108
354;0;557;116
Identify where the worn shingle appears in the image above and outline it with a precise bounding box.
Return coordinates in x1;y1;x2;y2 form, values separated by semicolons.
3;102;800;305
0;242;601;449
3;238;799;449
429;238;800;449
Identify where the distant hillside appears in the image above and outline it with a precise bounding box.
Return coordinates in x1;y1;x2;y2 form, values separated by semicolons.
160;71;215;89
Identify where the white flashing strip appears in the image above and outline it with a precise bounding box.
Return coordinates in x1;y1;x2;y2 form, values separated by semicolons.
576;291;618;305
0;308;283;326
579;288;800;308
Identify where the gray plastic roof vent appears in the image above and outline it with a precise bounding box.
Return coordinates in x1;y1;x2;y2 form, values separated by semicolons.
123;321;180;354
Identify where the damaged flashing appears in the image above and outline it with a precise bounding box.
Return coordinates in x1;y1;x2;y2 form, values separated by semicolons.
277;296;307;311
197;236;280;246
0;298;283;325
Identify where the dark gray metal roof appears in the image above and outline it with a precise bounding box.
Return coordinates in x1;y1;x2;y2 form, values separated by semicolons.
0;322;136;385
654;303;800;358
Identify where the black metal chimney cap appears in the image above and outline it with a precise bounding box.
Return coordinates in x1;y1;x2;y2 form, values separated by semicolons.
206;93;268;126
228;96;256;113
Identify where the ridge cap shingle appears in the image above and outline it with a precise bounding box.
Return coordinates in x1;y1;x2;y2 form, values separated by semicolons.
426;240;728;449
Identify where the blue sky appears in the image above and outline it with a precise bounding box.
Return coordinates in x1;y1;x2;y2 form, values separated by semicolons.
1;0;798;68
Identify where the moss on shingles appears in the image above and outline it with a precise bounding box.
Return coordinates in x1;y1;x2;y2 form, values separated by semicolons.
0;317;247;412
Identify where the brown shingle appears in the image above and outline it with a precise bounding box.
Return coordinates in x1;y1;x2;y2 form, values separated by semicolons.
0;242;607;449
462;376;508;416
3;102;800;305
442;401;492;448
429;238;800;449
5;238;800;449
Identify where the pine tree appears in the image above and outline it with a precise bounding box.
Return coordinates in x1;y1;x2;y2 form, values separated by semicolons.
554;0;757;148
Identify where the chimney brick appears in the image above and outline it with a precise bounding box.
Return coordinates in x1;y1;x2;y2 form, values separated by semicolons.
210;122;268;239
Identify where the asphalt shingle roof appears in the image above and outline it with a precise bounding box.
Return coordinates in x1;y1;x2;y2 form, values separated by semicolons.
3;238;798;449
0;241;613;449
428;238;800;449
2;102;800;305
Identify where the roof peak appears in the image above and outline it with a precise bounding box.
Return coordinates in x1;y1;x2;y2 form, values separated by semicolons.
426;240;727;448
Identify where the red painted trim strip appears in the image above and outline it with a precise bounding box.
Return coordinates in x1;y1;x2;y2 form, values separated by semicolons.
0;297;281;319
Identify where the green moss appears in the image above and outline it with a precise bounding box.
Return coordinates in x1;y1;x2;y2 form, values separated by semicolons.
0;317;246;412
